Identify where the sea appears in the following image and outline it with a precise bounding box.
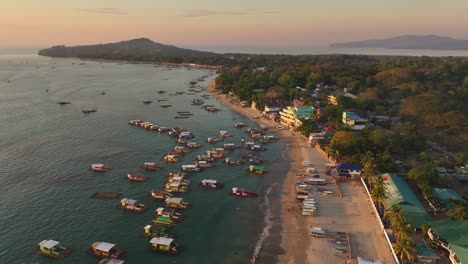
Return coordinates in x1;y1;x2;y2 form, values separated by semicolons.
0;53;289;264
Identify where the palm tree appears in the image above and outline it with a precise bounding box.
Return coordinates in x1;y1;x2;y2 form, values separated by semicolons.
385;205;411;241
371;177;387;214
392;238;416;262
361;151;378;189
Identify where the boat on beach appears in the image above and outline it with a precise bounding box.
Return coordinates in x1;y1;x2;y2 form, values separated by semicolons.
91;164;111;172
143;162;163;171
127;173;149;182
118;198;149;212
88;242;126;259
154;207;184;221
199;179;224;189
230;187;258;198
148;237;182;255
34;240;72;259
150;189;174;200
143;224;175;238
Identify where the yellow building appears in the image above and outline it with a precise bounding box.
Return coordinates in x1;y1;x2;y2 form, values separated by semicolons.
279;105;315;128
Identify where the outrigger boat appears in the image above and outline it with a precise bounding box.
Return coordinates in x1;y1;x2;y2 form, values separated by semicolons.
35;240;72;259
165;182;189;193
143;224;175;238
118;198;149;212
154;207;184;221
150;189;174;200
88;242;126;259
127;173;148;182
143;162;163;171
230;187;258;198
163;155;180;163
149;237;181;255
246;165;267;174
153;216;175;226
199;179;224;189
164;197;189;209
91;164;111;172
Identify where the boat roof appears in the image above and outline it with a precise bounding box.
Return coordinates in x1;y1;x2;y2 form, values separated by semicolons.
202;179;217;184
39;240;60;249
182;164;197;168
170;182;180;187
144;162;156;166
95;242;116;252
171;176;183;180
102;259;125;264
250;165;265;170
198;160;207;164
121;198;137;205
92;164;104;167
166;197;183;203
149;237;174;246
166;155;176;158
144;225;152;230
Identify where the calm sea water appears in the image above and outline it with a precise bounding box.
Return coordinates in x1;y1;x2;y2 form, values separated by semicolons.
0;54;288;264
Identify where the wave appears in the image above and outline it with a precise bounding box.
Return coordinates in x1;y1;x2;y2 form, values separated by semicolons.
251;183;277;264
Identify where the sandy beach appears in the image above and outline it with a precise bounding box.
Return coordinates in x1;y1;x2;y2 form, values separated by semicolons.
207;79;396;264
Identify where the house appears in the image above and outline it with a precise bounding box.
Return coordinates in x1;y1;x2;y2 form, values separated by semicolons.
342;112;368;130
336;164;361;179
427;220;468;264
327;89;358;106
263;100;286;115
279;101;315;128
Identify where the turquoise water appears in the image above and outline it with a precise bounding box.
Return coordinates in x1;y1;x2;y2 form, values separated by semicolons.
0;54;287;264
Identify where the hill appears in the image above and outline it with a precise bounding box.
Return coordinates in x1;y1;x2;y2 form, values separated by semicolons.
330;35;468;50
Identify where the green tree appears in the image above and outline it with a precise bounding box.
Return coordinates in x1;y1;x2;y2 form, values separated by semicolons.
361;151;379;188
407;164;439;186
446;203;468;221
371;176;387;214
298;119;319;137
392;238;416;262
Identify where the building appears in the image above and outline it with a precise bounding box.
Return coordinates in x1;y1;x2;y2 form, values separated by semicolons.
263;100;285;115
336;164;362;179
327;90;358;105
428;220;468;264
381;173;431;227
342;112;368;130
279;101;314;128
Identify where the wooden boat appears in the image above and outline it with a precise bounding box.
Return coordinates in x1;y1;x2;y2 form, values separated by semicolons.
165;171;186;178
165;182;189;193
57;101;71;105
34;240;72;259
246;165;267;174
196;155;215;162
143;162;163;171
82;109;97;113
149;237;181;255
118;198;149;212
181;164;200;172
230;187;258;198
164;197;189;209
88;242;126;259
207;137;222;143
127;173;149;182
143;224;175;238
167;176;190;186
153;216;175;226
186;142;201;148
174;146;190;153
234;122;247;128
163;155;180;163
91;164;111;172
128;120;143;126
142;100;153;104
150;189;173;200
154;207;184;221
199;179;224;189
205;151;224;159
212;147;229;155
90;192;121;199
219;131;232;138
224;158;245;165
194;160;214;168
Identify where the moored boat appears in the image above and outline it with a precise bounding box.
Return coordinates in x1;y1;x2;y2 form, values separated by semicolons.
98;258;125;264
164;197;189;209
163;154;180;163
207;137;222;143
165;171;187;178
246;165;267;174
181;164;200;172
91;164;111;172
165;182;189;193
186;141;201;148
199;179;224;189
143;224;175;238
234;122;247;128
154;207;184;221
118;198;149;212
35;240;72;259
150;189;173;200
230;187;258;198
153;216;175;226
168;176;190;186
224;158;245;165
127;173;149;182
143;162;163;171
148;237;181;255
128;119;143;126
88;242;126;259
91;192;121;199
219;130;232;138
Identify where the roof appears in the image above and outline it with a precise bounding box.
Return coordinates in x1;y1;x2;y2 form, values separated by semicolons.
92;164;104;167
416;242;439;258
149;237;174;246
202;179;217;184
39;240;60;249
166;197;183;203
344;111;365;120
120;198;137;205
99;258;125;264
170;182;180;187
382;174;427;214
337;164;361;171
433;188;466;204
95;242;116;252
250;165;265;170
430;220;468;264
144;225;151;229
357;257;388;264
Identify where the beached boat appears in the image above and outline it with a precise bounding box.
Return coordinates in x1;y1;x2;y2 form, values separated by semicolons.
143;224;175;238
311;227;326;238
165;182;189;193
150;189;173;200
154;207;184;221
246;165;267;174
149;237;181;255
143;162;163;171
224;158;245;166
90;192;121;199
181;164;200;172
163;155;180;163
88;242;126;259
35;240;72;259
127;173;149;182
199;179;224;189
118;198;149;212
91;164;111;172
230;187;258;198
164;197;189;209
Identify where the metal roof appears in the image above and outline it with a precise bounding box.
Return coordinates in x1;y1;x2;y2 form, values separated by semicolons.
430;220;468;264
149;237;174;246
39;240;60;249
95;242;116;252
382;173;426;214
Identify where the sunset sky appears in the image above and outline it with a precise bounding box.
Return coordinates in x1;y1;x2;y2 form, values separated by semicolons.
2;0;468;47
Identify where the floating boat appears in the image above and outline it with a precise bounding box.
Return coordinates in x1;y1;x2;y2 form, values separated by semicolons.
165;171;186;178
219;131;232;138
205;150;224;159
207;137;222;143
175;92;185;95
158;127;170;133
186;142;201;148
90;192;121;199
234;123;247;128
128;120;143;126
181;164;200;172
165;182;189;193
174;116;189;119
191;99;204;105
127;173;149;182
142;100;153;104
223;143;237;150
143;162;163;171
88;242;126;259
98;258;124;264
91;164;111;172
35;240;72;259
196;155;215;162
250;145;267;151
150;189;174;200
194;160;214;168
163;155;180;163
199;179;224;189
224;158;245;165
168;176;191;186
149;237;181;255
118;198;149;212
160;104;172;108
82;109;97;113
177;111;190;114
212;147;229;155
154;207;184;221
143;224;175;238
246;165;267;174
157;90;166;94
230;187;258;198
249;157;269;164
164;197;189;209
57;101;71;105
153;216;175;226
174;146;190;153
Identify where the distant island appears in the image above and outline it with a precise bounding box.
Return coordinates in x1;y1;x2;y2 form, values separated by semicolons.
330;35;468;50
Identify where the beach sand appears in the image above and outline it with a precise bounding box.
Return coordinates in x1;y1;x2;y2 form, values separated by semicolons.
207;80;396;264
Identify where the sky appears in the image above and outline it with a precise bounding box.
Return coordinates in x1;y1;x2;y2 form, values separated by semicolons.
1;0;468;47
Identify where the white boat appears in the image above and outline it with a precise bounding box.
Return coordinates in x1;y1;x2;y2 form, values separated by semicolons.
181;164;200;172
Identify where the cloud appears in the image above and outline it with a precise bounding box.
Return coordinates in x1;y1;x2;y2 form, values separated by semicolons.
78;8;127;15
180;9;279;18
